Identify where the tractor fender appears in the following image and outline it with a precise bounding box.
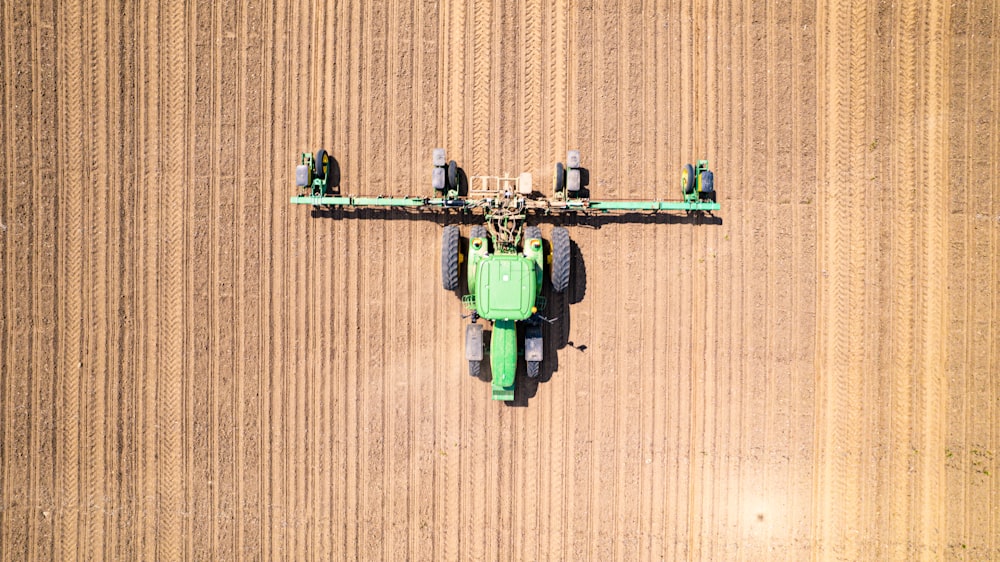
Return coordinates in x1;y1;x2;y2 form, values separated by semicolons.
524;324;543;362
465;323;484;361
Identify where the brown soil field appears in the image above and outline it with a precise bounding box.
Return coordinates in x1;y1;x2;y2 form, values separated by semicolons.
1;0;998;560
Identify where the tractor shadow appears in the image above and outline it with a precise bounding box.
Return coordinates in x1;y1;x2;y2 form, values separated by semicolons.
506;238;587;407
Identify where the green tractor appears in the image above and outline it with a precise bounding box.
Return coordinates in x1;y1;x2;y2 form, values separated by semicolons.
441;215;570;401
291;148;719;402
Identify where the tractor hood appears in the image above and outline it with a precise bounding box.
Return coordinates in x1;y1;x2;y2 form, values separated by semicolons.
475;255;536;321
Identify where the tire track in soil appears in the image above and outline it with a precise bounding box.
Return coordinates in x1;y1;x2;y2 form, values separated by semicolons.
112;3;140;557
889;2;917;558
156;2;188;559
471;0;491;174
53;0;84;558
847;0;870;557
136;3;161;558
862;8;891;556
814;0;854;555
540;3;568;557
514;6;543;556
497;5;518;561
438;0;464;555
83;3;108;559
917;2;949;555
563;3;593;560
521;0;541;173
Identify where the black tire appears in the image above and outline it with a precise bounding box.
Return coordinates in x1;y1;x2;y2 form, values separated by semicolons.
441;226;460;291
681;163;695;195
553;162;565;194
447;160;458;191
314;149;328;180
524;226;541;241
470;225;487;240
551;226;570;293
469;360;481;378
527;361;540;379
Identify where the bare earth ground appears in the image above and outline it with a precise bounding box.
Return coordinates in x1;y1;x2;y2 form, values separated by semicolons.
1;0;998;560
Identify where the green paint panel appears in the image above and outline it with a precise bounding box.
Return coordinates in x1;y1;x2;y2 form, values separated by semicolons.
490;320;517;400
288;196;429;207
587;200;720;211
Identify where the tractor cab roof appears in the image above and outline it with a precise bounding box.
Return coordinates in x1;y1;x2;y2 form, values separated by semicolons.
475;254;536;321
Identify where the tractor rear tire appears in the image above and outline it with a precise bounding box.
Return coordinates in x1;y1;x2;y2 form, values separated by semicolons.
447;160;458;191
314;149;328;180
553;162;565;194
527;361;540;379
525;226;541;241
442;226;460;291
551;226;570;293
469;360;481;378
471;225;487;240
681;163;695;195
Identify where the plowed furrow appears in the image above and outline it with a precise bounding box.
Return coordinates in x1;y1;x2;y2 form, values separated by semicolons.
236;0;266;557
188;3;215;559
0;62;33;556
32;1;61;555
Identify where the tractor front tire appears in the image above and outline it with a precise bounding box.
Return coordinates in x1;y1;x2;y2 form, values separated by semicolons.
469;360;481;378
471;225;487;240
442;226;460;291
551;226;570;293
527;361;540;379
524;226;541;242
